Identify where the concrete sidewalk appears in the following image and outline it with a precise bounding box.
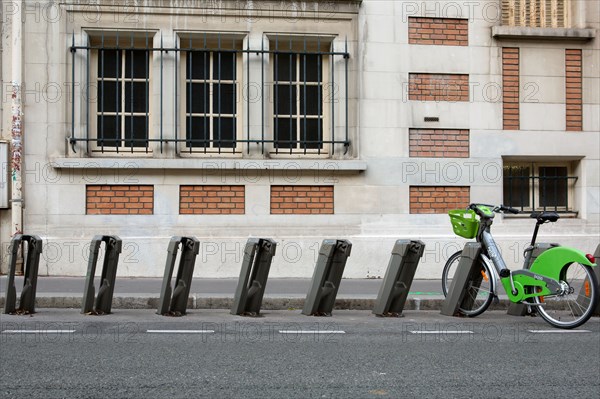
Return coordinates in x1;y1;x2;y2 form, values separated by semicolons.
0;276;506;311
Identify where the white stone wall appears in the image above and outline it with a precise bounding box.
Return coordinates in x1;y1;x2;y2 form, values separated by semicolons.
0;0;598;278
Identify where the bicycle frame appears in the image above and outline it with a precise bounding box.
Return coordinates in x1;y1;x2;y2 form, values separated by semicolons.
473;206;596;304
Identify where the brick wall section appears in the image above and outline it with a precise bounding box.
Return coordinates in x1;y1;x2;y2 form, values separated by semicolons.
408;17;468;46
86;185;154;215
409;129;469;158
408;74;469;102
565;49;583;131
502;47;520;130
180;186;245;215
410;186;470;214
271;186;334;214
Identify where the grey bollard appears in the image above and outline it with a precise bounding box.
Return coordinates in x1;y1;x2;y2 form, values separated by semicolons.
4;235;43;314
302;239;352;316
507;243;559;316
373;240;425;317
441;243;483;317
157;236;200;316
231;238;277;316
81;235;122;314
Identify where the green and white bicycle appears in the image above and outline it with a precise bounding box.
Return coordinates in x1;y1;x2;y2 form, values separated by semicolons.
442;203;598;329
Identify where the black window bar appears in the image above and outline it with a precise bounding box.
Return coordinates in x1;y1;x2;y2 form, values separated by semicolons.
503;165;578;213
69;32;351;155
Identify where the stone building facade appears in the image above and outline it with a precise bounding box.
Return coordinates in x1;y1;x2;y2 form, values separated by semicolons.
1;0;598;278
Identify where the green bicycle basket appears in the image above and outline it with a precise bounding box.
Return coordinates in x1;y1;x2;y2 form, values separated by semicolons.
448;209;479;239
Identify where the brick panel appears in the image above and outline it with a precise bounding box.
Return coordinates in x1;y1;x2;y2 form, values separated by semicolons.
86;185;154;215
409;129;469;158
565;49;582;131
502;47;520;130
408;17;468;46
180;186;245;215
410;186;470;214
408;74;469;102
271;186;334;215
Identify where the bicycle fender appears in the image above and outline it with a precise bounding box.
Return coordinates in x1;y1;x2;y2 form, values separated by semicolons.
529;247;596;281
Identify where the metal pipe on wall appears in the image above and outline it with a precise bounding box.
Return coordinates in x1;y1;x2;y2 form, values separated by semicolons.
10;3;24;273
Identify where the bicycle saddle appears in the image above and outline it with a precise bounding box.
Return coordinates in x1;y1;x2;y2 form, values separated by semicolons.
530;211;560;223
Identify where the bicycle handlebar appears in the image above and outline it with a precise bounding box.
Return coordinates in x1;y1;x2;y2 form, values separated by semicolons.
498;205;520;214
468;203;520;216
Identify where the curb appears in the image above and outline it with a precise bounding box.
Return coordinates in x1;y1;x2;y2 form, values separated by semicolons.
0;296;514;311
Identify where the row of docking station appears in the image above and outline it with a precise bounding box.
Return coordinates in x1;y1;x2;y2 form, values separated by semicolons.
6;235;600;318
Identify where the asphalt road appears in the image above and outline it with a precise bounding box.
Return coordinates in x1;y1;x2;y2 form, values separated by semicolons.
0;276;443;297
1;310;599;398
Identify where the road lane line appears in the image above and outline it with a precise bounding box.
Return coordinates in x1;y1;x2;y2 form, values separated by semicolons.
410;331;473;334
146;330;215;334
279;330;346;334
1;330;76;334
528;330;592;334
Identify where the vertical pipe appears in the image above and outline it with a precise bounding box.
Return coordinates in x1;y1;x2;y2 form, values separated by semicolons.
288;38;292;155
302;36;307;154
130;35;134;152
331;41;335;156
10;3;23;243
188;37;192;153
345;37;349;148
160;34;163;153
246;38;250;154
261;38;264;155
317;36;321;155
96;31;105;154
232;38;236;153
203;33;207;153
218;34;222;154
115;31;120;153
145;33;149;153
71;33;76;150
174;36;178;156
101;32;105;152
274;35;279;154
86;35;90;154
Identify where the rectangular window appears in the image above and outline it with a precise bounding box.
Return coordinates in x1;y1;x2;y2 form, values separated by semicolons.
539;166;568;208
182;46;241;153
502;0;571;28
95;48;150;151
71;33;350;157
503;162;576;213
271;39;331;155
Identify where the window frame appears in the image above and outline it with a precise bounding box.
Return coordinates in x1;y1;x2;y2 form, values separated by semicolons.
503;161;577;214
269;40;332;157
178;39;244;157
89;38;153;155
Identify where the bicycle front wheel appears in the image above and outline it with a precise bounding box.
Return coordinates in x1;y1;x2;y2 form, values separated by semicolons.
441;250;494;317
534;262;599;329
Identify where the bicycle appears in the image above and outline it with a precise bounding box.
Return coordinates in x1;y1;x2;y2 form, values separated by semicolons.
441;203;598;329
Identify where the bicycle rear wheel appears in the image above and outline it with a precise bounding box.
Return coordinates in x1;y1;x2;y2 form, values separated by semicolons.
534;262;599;329
442;250;494;317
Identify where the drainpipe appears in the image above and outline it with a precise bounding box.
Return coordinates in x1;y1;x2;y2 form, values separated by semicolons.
10;3;23;271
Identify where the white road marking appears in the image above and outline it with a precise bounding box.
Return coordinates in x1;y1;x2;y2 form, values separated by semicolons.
146;330;215;334
279;330;346;334
410;331;473;334
1;330;76;334
528;330;592;334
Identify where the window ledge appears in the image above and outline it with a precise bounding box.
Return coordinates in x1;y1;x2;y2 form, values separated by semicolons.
492;26;596;41
51;158;367;172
